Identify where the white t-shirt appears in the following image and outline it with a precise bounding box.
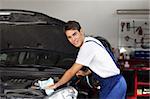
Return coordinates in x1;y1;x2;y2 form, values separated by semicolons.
75;37;120;78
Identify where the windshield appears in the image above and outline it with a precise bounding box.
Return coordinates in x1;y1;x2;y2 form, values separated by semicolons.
0;50;59;66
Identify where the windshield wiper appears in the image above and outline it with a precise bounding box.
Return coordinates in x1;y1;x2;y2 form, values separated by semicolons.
14;64;56;69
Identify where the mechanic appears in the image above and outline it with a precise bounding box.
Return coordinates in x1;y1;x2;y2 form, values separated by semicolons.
47;20;127;99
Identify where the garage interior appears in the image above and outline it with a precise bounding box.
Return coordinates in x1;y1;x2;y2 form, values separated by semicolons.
0;0;149;99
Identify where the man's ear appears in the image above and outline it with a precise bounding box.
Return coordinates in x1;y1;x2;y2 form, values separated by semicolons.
80;28;84;35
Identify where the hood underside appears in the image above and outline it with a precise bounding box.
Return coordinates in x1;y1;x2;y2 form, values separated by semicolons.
0;9;78;54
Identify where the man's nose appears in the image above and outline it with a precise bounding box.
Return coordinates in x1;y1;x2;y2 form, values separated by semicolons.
71;37;76;42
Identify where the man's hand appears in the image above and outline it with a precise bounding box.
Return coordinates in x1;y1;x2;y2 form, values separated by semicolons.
45;83;57;90
76;70;86;77
76;69;92;77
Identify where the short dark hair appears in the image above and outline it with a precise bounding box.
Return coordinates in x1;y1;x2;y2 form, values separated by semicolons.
64;21;81;32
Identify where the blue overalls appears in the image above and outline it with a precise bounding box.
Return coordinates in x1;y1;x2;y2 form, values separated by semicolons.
86;40;127;99
93;72;127;99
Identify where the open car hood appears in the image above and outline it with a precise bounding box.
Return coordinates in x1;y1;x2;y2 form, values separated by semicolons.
0;9;78;54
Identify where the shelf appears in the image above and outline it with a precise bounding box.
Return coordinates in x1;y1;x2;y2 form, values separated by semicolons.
119;59;149;69
138;82;150;86
124;67;150;71
122;64;150;99
137;94;150;97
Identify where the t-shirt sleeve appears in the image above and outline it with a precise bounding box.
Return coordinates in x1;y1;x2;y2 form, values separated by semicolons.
75;42;96;66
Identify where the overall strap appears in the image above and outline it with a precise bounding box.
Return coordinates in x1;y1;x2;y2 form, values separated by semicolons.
85;40;119;68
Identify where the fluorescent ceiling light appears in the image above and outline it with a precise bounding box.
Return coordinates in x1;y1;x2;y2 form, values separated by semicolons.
117;9;150;15
0;12;11;15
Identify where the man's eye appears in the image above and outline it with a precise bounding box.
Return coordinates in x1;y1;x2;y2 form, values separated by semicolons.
67;36;71;39
73;32;77;36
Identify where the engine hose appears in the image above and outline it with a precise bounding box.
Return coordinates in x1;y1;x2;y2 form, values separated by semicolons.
85;76;93;88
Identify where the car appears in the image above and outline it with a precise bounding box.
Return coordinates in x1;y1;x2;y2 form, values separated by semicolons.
0;48;77;98
0;9;98;99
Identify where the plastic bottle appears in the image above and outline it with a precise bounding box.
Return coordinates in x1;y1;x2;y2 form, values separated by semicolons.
124;61;130;68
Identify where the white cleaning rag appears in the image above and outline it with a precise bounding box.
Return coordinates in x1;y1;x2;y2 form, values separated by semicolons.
38;78;54;95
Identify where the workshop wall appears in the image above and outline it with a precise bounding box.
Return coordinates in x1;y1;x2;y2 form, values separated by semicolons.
0;0;149;47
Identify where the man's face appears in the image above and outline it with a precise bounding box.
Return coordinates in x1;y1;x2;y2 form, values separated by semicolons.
65;29;84;48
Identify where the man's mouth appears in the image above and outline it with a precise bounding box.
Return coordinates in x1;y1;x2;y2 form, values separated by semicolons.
73;40;78;45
